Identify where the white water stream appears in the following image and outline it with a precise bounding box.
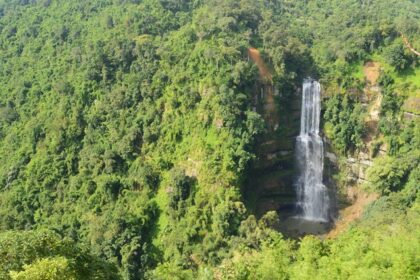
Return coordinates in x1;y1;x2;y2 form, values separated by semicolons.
295;79;329;221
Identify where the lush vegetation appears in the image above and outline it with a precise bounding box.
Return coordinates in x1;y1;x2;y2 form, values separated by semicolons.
324;94;366;154
0;0;419;279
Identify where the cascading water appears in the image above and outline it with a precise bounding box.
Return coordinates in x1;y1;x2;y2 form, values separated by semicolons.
295;79;329;222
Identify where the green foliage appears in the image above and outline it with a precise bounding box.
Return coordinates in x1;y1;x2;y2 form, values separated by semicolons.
377;73;418;155
323;94;366;154
289;236;326;279
217;220;293;280
0;230;118;280
367;153;419;194
0;0;418;279
167;168;194;213
383;41;412;71
9;257;77;280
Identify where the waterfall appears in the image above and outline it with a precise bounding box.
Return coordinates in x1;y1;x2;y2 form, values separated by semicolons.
295;79;329;222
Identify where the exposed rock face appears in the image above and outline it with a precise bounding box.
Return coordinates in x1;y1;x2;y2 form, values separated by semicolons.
363;61;380;85
325;152;337;163
323;61;384;220
244;81;301;217
346;151;373;185
326;186;378;239
403;96;420;117
403;111;420;120
344;61;383;186
243;48;300;217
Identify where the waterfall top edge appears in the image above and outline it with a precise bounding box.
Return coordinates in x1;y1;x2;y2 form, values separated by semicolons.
303;77;317;83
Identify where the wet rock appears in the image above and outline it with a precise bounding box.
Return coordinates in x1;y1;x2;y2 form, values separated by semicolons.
325;152;337;163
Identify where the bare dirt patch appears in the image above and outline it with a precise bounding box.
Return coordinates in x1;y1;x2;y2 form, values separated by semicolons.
327;186;378;238
248;48;272;82
363;93;382;143
363;61;380;85
401;33;420;56
248;48;278;131
403;96;420;115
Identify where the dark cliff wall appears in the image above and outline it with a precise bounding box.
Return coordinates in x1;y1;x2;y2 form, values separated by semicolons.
243;80;301;217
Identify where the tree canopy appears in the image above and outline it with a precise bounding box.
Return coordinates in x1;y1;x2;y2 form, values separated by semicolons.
0;0;419;279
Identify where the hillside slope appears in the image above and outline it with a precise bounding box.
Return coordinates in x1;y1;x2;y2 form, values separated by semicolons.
0;0;419;279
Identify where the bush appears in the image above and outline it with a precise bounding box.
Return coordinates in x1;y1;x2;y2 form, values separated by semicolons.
9;257;76;280
366;154;419;194
383;41;411;71
323;94;366;154
0;230;118;280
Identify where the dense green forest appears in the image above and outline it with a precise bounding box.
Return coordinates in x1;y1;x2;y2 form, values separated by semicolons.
0;0;419;279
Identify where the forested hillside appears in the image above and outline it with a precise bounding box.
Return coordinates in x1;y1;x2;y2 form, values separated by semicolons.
0;0;419;279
